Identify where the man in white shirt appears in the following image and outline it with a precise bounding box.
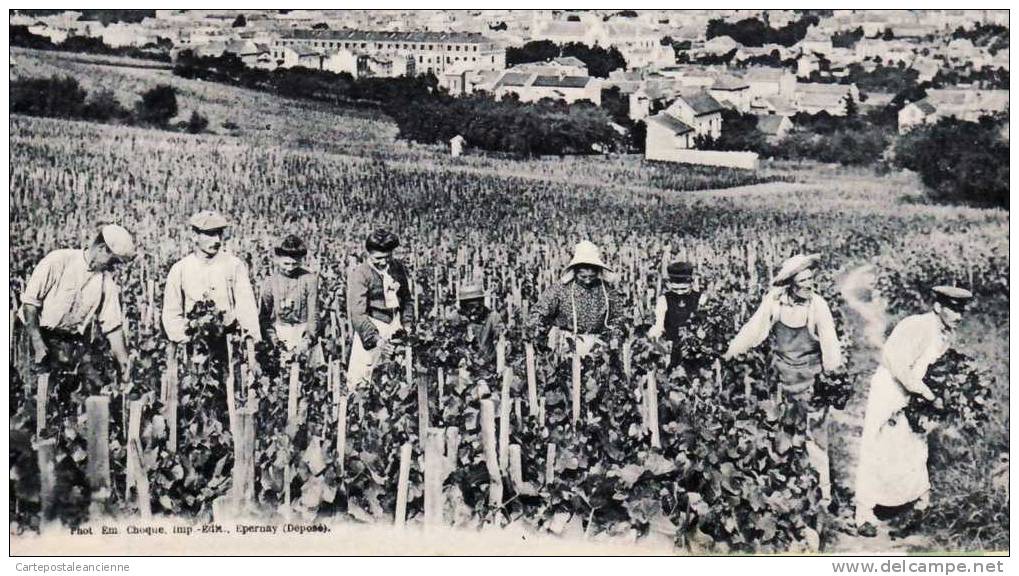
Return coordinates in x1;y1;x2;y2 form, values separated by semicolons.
162;210;260;370
21;224;136;406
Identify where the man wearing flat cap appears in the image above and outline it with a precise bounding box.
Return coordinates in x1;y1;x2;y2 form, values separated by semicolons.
854;285;974;537
162;210;260;366
649;261;703;368
531;240;622;357
446;281;504;366
346;228;414;389
21;223;136;416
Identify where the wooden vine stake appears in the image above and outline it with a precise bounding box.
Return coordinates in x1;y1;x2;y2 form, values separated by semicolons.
525;342;538;416
647;372;661;449
226;339;237;439
424;427;446;526
336;392;348;475
85;396;112;503
287;359;300;436
232;407;256;513
498;368;512;472
165;345;179;453
36;373;49;439
35;438;57;526
571;346;582;424
394;442;413;527
480;399;503;508
545;443;556;486
126;400;151;518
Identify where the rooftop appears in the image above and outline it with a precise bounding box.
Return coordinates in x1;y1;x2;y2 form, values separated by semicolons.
282;28;492;44
648;112;694;135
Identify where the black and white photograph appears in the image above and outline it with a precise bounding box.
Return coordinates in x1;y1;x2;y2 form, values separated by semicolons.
7;5;1010;564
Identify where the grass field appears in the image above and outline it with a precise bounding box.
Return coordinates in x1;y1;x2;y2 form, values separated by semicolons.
8;47;1009;554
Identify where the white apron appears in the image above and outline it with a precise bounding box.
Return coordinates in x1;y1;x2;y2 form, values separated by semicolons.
346;314;402;390
275;322;307;352
854;314;948;525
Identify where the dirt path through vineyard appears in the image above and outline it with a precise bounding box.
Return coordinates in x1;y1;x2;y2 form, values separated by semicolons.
826;265;930;553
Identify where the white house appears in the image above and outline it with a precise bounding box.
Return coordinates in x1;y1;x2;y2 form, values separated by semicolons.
755;114;793;142
322;49;360;75
743;67;797;99
663;89;724;139
492;71;602;105
898;89;1010;133
646;112;697;153
708;74;751;113
511;56;588;77
277;45;324;70
794;82;860;115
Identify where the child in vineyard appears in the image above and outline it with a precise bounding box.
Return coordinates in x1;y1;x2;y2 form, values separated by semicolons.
345;228;414;390
446;281;504;366
259;235;319;354
853;286;973;538
20;224;136;413
648;261;702;368
722;253;843;506
530;240;622;357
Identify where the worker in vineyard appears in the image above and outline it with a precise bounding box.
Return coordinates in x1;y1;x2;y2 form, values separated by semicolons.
446;281;504;365
20;224;136;409
346;228;413;389
722;253;842;505
648;261;702;368
162;210;260;371
853;286;972;538
259;235;319;354
531;240;622;357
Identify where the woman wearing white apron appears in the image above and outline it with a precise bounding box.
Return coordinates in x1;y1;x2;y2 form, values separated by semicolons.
724;253;843;506
345;229;413;390
854;286;972;537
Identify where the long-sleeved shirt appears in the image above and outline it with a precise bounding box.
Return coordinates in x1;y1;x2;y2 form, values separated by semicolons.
880;312;950;395
259;269;319;336
20;248;123;335
346;259;413;342
726;287;842;371
532;279;622;336
446;307;504;361
162;251;260;343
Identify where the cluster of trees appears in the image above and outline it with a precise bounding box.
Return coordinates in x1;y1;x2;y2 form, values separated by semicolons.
831;27;864;49
505;40;627;78
388;94;620;157
11;75;209;134
893;115;1009;208
10;25;172;61
951;23;1009;55
933;66;1009;90
805;62;921;95
174;51;622;157
705;14;820;48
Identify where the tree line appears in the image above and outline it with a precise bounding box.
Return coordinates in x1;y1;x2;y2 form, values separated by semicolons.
173;50;622;157
505;40;627;78
10;24;172;62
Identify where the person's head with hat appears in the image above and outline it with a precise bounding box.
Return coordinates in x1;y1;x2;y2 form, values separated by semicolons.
88;223;136;272
275;234;308;277
189;210;229;258
563;240;612;288
665;261;695;295
365;228;399;271
458;281;488;323
932;285;972;330
772;253;821;303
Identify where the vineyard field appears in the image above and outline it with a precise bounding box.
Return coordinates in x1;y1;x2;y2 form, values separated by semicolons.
8;48;1009;555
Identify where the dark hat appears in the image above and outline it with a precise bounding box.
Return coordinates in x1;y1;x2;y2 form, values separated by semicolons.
667;261;694;281
275;235;307;258
933;285;973;310
365;228;399;252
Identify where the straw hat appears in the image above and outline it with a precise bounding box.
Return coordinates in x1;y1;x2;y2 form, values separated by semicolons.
566;241;611;272
771;253;821;286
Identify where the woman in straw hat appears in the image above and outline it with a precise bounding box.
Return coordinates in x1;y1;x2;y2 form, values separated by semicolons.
531;240;622;357
723;253;843;505
259;234;319;354
854;286;973;537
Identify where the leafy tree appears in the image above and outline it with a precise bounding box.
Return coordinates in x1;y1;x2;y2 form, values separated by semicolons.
706;14;819;47
312;22;329;30
506;40;559;67
186;110;210;134
82;88;131;122
832;27;863;49
232;14;247;28
136;84;178;126
560;42;626;78
894;116;1009;208
11;76;87;118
